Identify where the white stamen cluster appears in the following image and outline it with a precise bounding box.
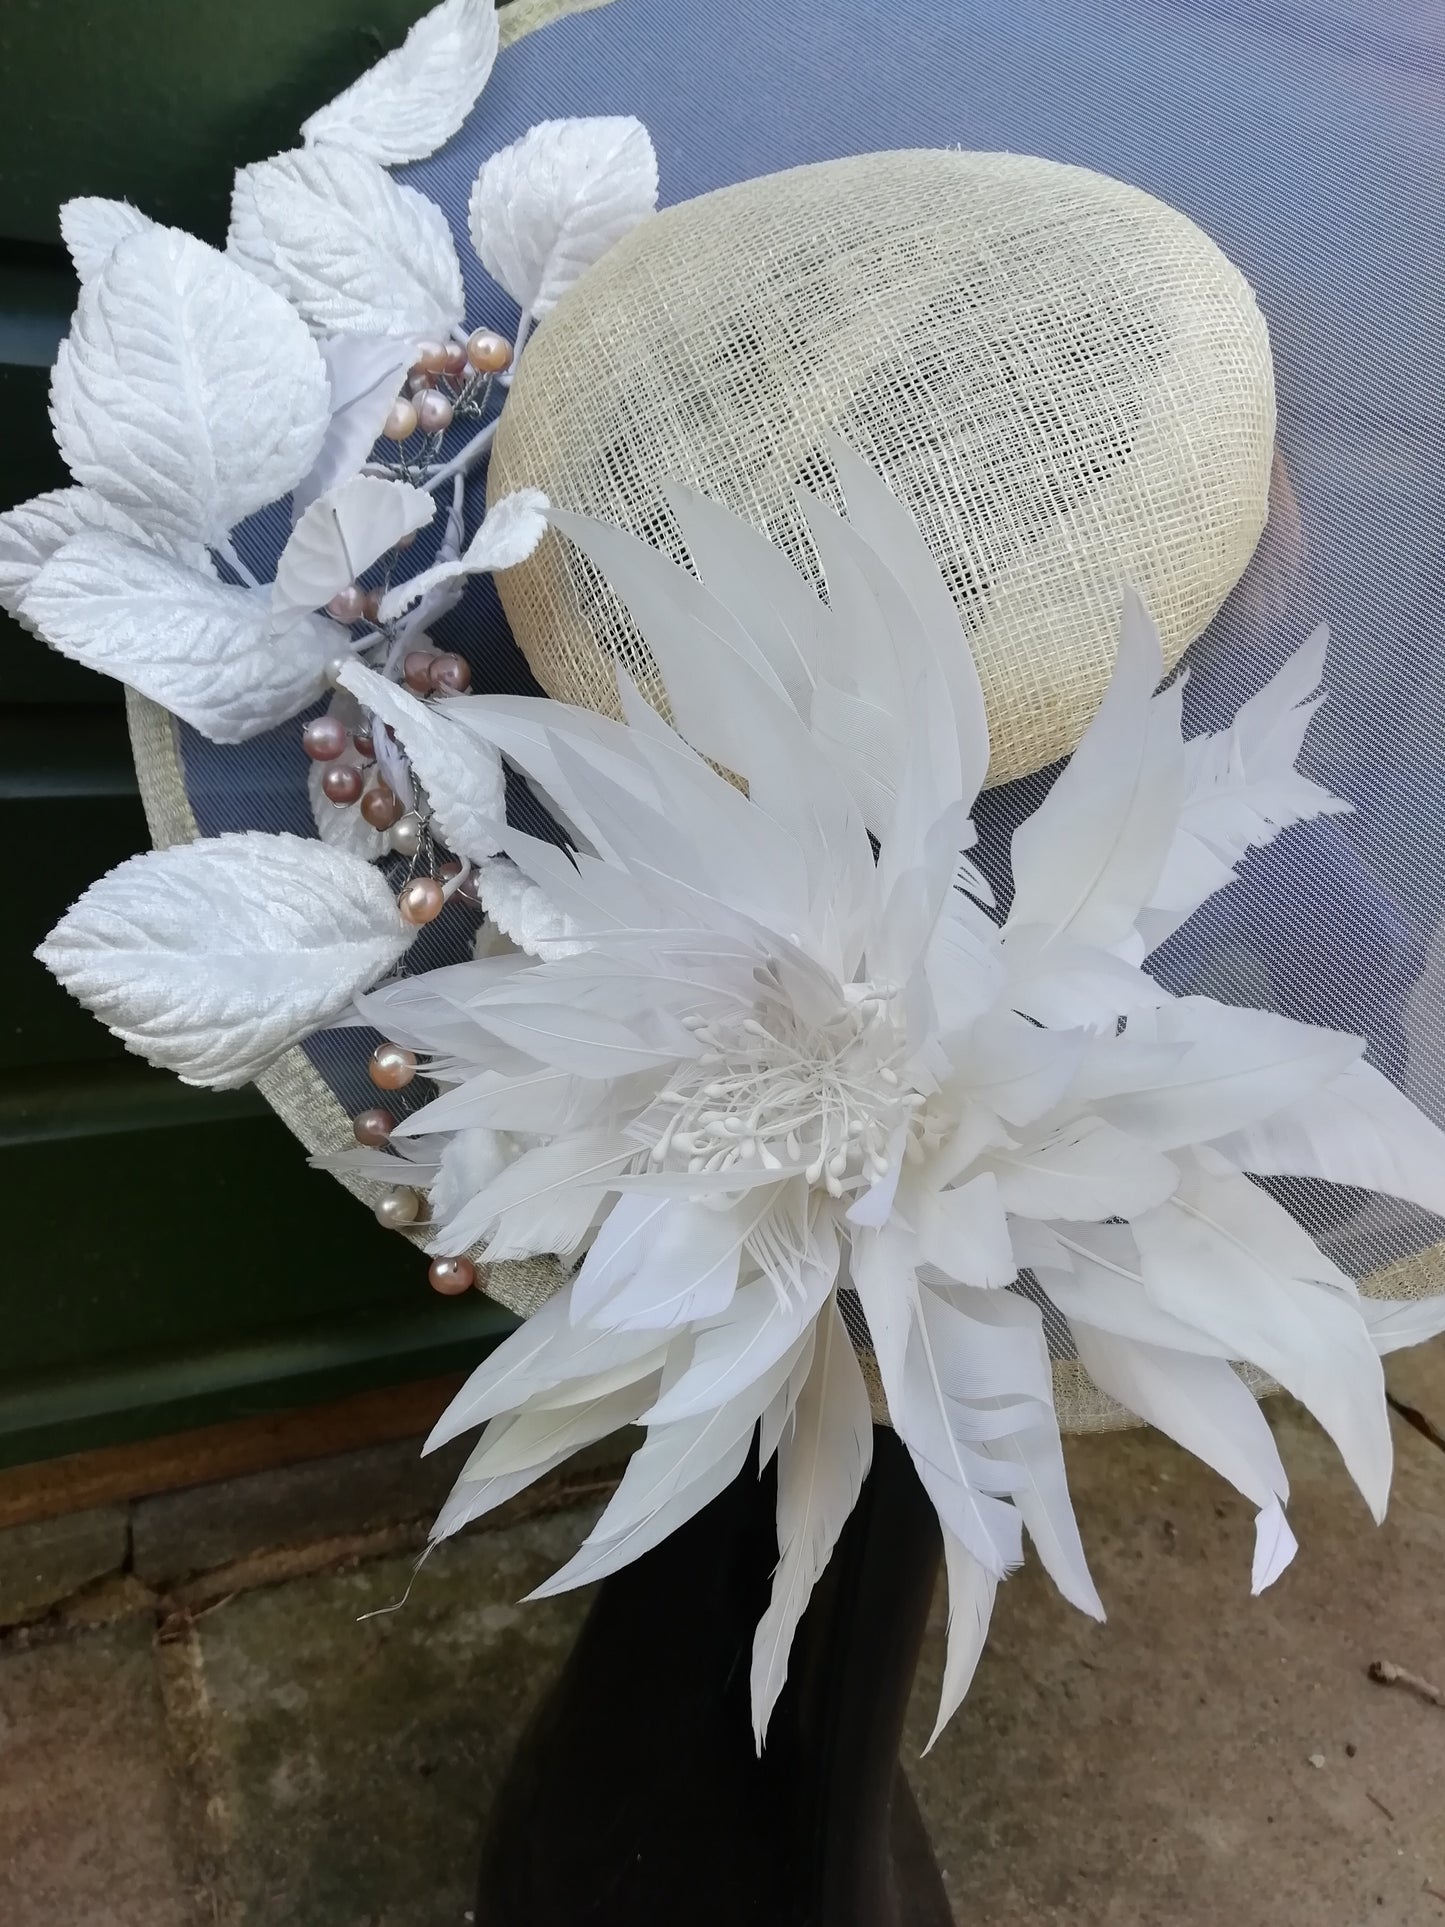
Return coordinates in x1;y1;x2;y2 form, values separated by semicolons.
646;977;926;1195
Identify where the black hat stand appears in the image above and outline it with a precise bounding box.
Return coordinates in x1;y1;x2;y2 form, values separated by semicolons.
475;1423;952;1926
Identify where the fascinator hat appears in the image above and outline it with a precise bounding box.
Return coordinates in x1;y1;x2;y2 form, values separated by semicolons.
12;0;1445;1747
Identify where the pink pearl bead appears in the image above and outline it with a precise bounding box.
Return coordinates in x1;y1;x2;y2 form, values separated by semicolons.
428;653;471;694
352;728;375;761
383;397;418;441
442;343;468;378
467;329;513;373
395;529;418;551
398;876;446;926
353;1106;396;1148
415;340;448;374
369;1042;417;1091
416;390;454;435
360;589;382;623
406;370;435;395
429;1255;476;1295
440;860;481;905
326;584;365;624
403;650;436;693
375;1187;422;1230
302;715;349;762
360;782;404;831
322;764;364;805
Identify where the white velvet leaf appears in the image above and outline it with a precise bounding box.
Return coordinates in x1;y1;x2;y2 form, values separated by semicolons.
468;116;658;319
293;333;419;515
338;661;506;864
749;1299;873;1747
377;488;549;620
36;830;410;1089
0;486;152;632
301;0;499;166
228;145;464;339
50;227;330;546
59;197;154;283
23;531;338;743
472;856;583;958
275;475;435;615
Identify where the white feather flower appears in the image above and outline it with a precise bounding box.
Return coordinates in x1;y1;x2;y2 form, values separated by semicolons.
359;451;1445;1746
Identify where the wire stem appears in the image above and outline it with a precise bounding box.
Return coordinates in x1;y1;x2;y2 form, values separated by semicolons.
215;538;261;589
421;417;499;495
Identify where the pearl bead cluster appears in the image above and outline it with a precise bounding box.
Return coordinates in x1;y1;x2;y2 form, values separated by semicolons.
381;330;513;449
360;1041;477;1294
647;974;930;1197
300;711;427;848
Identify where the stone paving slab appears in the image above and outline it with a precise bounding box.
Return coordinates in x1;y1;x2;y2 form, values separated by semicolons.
909;1401;1445;1927
192;1506;601;1925
0;1618;195;1927
0;1502;130;1625
2;1361;1444;1925
130;1433;472;1587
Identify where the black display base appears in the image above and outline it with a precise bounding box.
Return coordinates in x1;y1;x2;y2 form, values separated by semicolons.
475;1425;951;1926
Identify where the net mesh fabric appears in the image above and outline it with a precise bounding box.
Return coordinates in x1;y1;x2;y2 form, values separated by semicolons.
488;150;1275;786
126;0;1445;1432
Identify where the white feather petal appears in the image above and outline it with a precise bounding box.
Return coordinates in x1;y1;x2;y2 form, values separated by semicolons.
749;1298;873;1747
1132;1162;1391;1519
1006;588;1183;950
981;1116;1178;1222
924;1531;997;1752
1216;1056;1445;1217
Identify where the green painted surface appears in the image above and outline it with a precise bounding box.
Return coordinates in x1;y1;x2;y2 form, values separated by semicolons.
0;1;444;248
0;1;516;1466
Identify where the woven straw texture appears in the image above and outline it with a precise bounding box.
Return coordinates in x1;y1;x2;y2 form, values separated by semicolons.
490;148;1275;784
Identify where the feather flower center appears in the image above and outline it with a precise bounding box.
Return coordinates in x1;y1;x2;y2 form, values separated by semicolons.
647;978;925;1195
